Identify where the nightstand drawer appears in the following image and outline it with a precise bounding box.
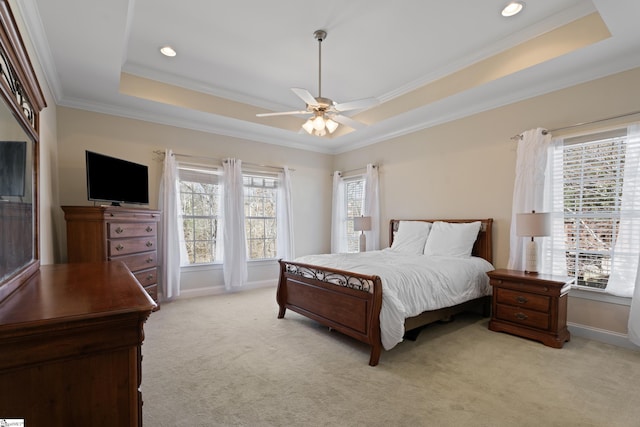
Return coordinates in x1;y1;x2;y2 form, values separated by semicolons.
496;304;550;329
496;288;550;312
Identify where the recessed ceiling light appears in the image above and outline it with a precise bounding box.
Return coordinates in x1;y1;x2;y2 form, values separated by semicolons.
502;1;525;17
160;46;177;57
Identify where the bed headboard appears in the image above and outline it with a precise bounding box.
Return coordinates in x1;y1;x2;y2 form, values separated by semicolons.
389;219;493;264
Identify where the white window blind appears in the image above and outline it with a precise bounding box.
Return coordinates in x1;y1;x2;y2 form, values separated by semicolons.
345;177;365;253
562;132;627;289
243;174;278;260
178;166;222;264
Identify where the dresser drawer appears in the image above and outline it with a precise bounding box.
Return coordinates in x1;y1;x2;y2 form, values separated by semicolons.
496;288;550;312
108;222;157;238
496;304;550;330
108;237;156;257
113;251;157;272
134;268;157;287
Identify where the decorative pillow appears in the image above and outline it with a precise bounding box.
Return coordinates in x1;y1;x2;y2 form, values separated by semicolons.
390;221;432;254
423;221;481;257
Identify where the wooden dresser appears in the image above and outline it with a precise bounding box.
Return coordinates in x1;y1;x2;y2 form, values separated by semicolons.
62;206;161;308
488;269;573;348
0;262;156;426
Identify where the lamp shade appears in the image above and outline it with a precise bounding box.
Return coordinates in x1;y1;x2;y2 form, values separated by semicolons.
516;212;550;237
353;216;372;232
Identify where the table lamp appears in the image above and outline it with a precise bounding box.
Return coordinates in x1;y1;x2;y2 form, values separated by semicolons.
353;215;372;252
516;211;551;273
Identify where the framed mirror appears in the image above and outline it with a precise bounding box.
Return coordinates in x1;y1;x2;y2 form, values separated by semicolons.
0;0;46;302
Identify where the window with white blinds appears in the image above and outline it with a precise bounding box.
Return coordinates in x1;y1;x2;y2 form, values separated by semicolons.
243;174;278;260
345;177;365;252
178;166;222;264
562;130;627;289
177;166;280;264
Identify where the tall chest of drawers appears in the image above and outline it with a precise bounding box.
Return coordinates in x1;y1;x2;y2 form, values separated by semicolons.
488;269;573;348
63;206;161;308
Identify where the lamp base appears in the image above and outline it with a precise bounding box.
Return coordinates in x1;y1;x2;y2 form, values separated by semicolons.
359;232;367;252
525;239;538;274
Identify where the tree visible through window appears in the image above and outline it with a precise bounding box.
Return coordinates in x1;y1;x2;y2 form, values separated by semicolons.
345;177;365;252
562;132;626;289
178;167;221;264
177;166;279;264
244;174;277;260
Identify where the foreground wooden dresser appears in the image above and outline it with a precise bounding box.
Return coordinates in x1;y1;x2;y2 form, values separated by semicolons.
62;206;161;308
0;262;156;426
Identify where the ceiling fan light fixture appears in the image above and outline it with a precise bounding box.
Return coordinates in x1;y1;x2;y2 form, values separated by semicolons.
325;118;339;134
312;115;326;131
501;1;524;17
302;119;315;134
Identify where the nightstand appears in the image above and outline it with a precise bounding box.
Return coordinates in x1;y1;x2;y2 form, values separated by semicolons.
487;269;574;348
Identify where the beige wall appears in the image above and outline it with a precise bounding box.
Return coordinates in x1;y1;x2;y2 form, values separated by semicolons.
56;107;333;291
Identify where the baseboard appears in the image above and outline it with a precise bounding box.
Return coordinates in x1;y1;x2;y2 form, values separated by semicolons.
177;279;276;299
567;322;639;351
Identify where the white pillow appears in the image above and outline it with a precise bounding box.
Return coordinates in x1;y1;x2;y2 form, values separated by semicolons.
390;221;432;254
423;221;481;258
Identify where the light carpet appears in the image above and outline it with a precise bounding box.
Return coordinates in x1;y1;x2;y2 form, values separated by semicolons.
142;286;640;426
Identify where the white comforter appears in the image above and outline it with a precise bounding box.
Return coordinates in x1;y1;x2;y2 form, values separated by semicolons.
295;249;494;350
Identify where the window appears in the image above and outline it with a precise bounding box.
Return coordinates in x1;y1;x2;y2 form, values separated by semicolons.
178;166;222;264
244;174;278;260
561;130;627;289
345;177;365;252
177;166;280;264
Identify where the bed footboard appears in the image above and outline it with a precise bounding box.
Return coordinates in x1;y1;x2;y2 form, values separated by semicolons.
277;259;384;366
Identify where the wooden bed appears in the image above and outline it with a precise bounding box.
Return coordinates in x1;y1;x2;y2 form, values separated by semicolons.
276;218;494;366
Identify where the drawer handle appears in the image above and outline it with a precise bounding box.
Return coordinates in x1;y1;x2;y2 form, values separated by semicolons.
115;244;124;251
146;257;154;263
146;226;153;232
146;241;153;247
115;227;124;234
516;296;528;304
145;274;153;281
515;312;528;320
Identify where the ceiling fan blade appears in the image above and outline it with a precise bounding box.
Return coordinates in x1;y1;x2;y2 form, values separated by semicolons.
334;97;379;112
331;114;366;130
291;88;319;107
256;110;310;117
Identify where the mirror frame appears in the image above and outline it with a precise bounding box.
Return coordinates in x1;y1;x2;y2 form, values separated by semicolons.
0;0;46;302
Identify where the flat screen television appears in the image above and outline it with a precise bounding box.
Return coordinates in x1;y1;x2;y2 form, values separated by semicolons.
86;151;149;206
0;141;27;197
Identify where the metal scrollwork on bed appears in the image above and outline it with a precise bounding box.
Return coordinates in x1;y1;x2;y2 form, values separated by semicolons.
285;263;374;293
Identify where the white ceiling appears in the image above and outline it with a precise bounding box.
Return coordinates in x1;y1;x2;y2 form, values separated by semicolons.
16;0;640;153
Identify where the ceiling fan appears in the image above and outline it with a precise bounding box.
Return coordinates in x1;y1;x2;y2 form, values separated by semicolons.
256;29;379;136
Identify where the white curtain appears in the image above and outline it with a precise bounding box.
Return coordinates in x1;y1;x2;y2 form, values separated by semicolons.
604;124;640;345
158;149;185;301
540;137;568;275
222;158;247;290
331;171;347;253
276;166;295;260
364;164;380;251
508;128;552;270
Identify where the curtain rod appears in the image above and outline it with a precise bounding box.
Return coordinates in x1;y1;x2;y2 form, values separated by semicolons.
153;150;294;172
510;110;640;141
331;164;379;177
